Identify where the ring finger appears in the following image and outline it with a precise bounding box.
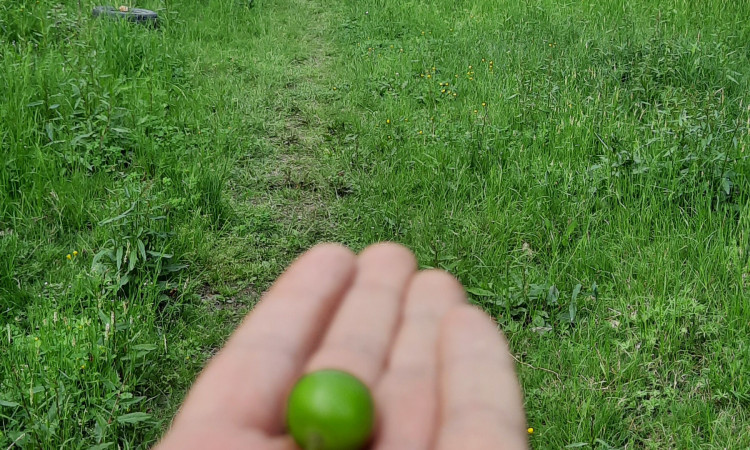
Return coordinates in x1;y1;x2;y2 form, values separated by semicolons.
374;270;466;450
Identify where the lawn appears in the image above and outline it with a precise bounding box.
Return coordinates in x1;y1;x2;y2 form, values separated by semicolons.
1;0;749;448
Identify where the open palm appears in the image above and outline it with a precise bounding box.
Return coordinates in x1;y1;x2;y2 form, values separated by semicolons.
156;243;527;450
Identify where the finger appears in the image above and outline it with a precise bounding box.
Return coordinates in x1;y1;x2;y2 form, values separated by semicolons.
436;305;528;450
374;270;466;450
172;243;356;433
305;242;417;385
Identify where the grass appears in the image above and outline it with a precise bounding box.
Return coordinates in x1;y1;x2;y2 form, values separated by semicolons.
1;0;749;448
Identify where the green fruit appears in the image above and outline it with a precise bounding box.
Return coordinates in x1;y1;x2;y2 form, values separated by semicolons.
286;369;375;450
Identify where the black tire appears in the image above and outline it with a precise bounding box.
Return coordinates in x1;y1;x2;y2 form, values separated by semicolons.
92;6;159;27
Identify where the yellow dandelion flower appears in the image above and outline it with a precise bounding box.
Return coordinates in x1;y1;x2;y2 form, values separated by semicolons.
482;102;487;107
453;93;457;97
66;254;72;260
386;119;391;124
527;427;534;434
474;109;478;113
73;251;78;256
441;89;446;93
427;74;431;78
418;130;423;134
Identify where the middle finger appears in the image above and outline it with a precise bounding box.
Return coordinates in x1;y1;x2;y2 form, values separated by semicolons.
305;243;417;385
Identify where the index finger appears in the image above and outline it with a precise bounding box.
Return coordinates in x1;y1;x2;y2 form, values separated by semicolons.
172;243;356;433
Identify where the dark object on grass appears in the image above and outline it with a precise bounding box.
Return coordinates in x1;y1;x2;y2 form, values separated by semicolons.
92;6;159;27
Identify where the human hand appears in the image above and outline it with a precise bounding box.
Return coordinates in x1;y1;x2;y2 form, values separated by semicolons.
156;243;527;449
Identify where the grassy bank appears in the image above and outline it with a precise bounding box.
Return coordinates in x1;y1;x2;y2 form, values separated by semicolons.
1;0;749;448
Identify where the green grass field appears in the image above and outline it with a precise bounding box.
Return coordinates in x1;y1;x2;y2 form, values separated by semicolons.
1;0;749;447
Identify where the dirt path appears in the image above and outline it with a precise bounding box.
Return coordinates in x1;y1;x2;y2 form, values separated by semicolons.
194;0;345;307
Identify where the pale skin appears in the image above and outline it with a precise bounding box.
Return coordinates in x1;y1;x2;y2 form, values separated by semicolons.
156;243;528;450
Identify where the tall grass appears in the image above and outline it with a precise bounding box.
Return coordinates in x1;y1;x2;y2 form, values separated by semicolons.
327;0;750;446
0;1;240;446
